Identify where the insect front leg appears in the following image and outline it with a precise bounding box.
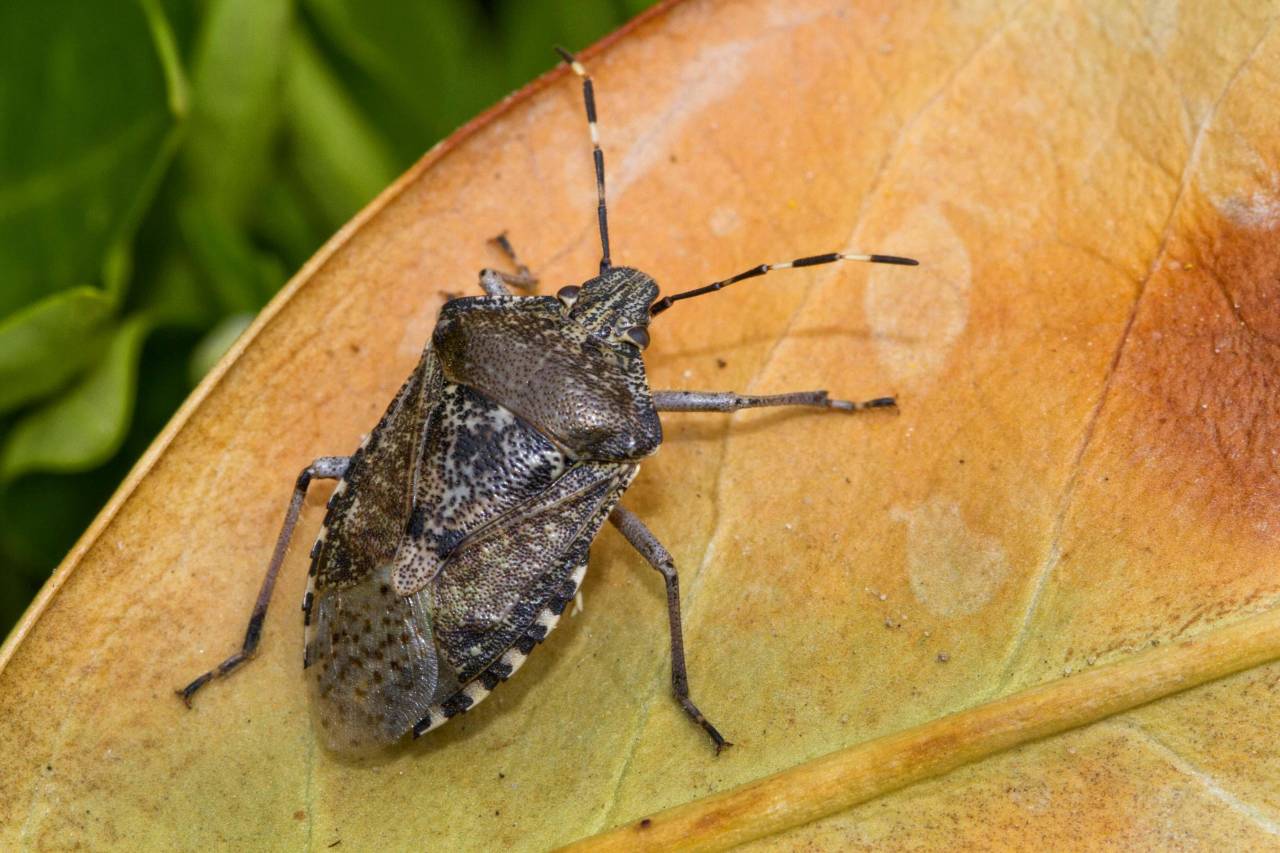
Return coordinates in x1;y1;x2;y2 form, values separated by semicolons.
177;456;350;706
608;505;730;753
478;233;538;296
653;389;897;413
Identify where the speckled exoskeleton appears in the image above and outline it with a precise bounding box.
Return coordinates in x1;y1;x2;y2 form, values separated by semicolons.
178;48;916;754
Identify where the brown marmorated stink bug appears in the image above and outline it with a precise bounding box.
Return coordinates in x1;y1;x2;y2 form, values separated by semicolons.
179;47;916;754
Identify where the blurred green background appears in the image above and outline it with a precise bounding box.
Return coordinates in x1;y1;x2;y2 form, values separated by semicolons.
0;0;655;638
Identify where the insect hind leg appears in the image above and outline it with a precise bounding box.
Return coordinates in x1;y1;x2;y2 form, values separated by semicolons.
176;455;350;706
609;506;730;753
478;233;538;296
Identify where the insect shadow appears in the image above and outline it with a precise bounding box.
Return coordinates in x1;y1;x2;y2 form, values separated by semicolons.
177;46;917;757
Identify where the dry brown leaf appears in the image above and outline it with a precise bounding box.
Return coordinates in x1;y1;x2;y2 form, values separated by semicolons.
3;0;1279;849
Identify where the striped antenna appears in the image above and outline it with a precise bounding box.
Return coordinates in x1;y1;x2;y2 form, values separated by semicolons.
556;46;611;275
650;252;918;316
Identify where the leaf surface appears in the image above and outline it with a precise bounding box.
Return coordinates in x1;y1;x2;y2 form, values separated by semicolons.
2;0;1279;849
182;0;292;224
0;287;114;414
1;317;149;480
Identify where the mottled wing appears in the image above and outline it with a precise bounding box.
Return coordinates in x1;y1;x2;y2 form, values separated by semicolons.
429;460;636;688
392;380;569;597
306;570;440;753
303;348;446;754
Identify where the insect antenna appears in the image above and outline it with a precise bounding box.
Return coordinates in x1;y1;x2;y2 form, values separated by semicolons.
556;46;612;275
649;252;918;316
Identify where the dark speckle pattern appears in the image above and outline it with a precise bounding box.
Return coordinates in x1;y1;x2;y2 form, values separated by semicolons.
393;382;568;595
430;461;631;685
301;268;658;753
434;282;662;461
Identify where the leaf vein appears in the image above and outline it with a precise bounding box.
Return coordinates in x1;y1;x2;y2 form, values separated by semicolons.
995;12;1280;695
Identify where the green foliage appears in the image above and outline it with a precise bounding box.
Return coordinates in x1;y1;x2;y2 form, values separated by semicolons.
0;0;184;317
2;317;150;480
0;0;653;636
0;287;115;413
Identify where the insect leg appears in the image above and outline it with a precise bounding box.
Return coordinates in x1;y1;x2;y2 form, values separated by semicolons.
608;505;731;753
177;455;350;707
478;269;530;297
653;389;897;413
477;233;538;296
491;233;537;286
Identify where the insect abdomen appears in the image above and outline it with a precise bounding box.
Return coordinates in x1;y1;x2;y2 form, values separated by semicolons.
412;556;590;738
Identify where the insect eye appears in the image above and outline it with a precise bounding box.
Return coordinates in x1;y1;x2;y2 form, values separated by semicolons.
556;285;581;307
623;326;650;349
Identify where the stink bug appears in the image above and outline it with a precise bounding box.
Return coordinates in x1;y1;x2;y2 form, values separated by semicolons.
178;47;916;754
